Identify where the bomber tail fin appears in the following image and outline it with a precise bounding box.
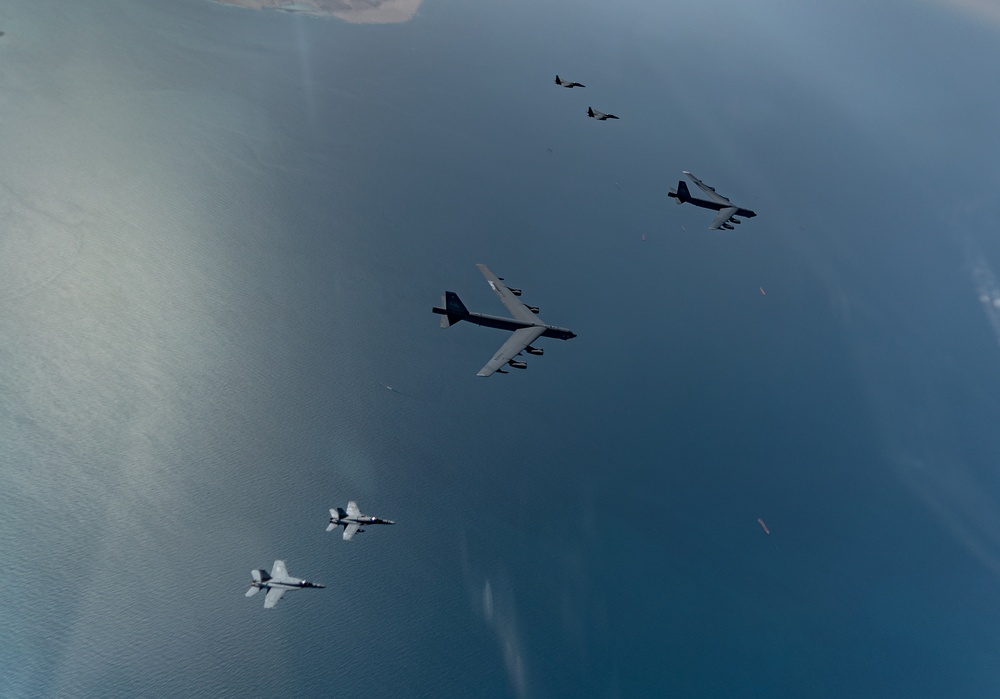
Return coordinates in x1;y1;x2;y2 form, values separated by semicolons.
434;291;469;328
668;180;690;204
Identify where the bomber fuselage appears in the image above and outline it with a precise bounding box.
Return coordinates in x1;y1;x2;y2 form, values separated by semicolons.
667;191;756;219
433;308;576;340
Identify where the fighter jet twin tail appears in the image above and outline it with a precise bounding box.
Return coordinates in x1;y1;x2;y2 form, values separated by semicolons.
246;501;394;608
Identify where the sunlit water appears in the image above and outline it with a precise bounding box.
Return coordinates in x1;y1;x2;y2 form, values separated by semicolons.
2;1;1000;697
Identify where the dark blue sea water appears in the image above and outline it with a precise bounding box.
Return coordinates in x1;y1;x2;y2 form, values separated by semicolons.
2;0;1000;696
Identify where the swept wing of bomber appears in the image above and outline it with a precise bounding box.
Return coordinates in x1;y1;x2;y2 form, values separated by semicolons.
432;264;577;377
587;106;619;120
554;75;585;88
327;501;395;541
668;171;757;230
245;560;324;609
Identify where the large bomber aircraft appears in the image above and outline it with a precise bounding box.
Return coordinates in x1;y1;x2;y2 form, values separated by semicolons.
245;560;324;609
433;264;577;377
668;171;757;230
327;501;395;541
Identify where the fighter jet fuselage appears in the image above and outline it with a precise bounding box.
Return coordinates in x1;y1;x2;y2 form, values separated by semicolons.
249;578;324;592
327;502;396;540
246;560;324;608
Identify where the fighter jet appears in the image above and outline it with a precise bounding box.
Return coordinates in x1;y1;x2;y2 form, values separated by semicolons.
587;106;619;120
432;264;577;377
555;75;585;88
326;501;395;541
668;171;757;230
245;560;324;609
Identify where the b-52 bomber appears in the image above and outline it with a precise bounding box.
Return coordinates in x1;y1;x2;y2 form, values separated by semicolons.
245;560;324;609
668;171;757;230
433;264;577;377
327;501;395;541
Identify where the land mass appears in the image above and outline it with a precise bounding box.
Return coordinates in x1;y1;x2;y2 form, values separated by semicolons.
213;0;421;24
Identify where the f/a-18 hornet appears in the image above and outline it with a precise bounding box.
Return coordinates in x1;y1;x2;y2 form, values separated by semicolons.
327;501;395;541
668;171;756;230
245;560;324;608
432;264;577;377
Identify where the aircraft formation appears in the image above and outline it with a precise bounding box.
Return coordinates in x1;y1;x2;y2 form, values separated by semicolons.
554;74;620;121
247;74;758;608
247;500;392;608
427;78;757;376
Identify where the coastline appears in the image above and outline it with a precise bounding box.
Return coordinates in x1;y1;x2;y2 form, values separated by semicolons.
211;0;421;24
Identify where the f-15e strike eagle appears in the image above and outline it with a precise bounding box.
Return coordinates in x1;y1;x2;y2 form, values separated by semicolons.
327;501;395;541
246;560;324;609
433;264;577;377
554;75;585;88
668;171;757;230
587;106;619;120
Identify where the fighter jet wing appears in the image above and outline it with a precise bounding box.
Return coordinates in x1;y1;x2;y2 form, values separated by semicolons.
477;326;545;377
263;587;286;609
346;501;361;518
343;523;360;541
683;172;734;206
271;560;289;580
709;207;739;230
476;264;539;323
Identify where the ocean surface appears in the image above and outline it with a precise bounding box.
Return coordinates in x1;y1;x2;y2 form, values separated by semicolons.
2;0;1000;696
